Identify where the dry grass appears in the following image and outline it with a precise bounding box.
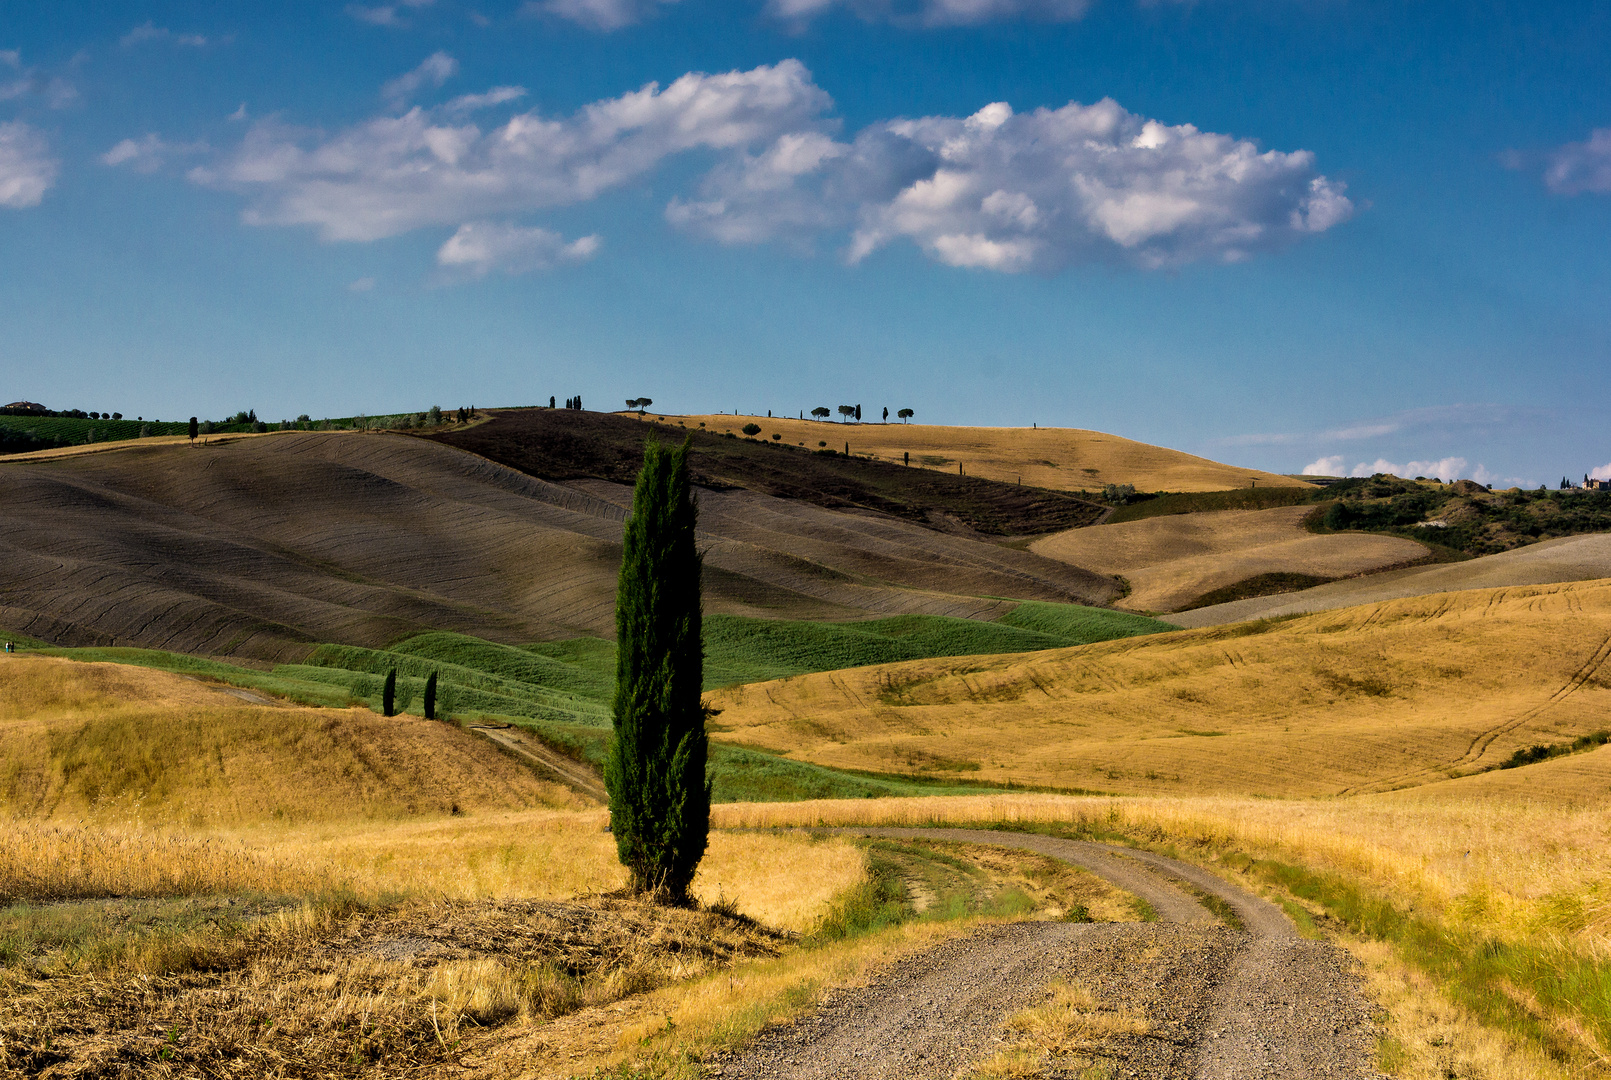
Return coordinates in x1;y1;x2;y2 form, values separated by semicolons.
704;579;1611;798
1029;505;1426;612
0;427;302;463
966;979;1148;1078
675;414;1307;493
0;654;577;825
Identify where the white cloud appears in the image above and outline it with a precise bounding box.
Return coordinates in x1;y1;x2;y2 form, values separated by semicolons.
0;121;57;208
348;276;377;292
524;0;680;30
120;23;212;47
445;86;527;112
767;0;1088;27
1301;455;1346;477
1544;127;1611;195
102;133;208;173
186;60;1348;276
193;60;831;242
0;53;76;109
381;52;459;106
1590;462;1611;482
436;221;600;276
348;0;436;26
675;96;1352;271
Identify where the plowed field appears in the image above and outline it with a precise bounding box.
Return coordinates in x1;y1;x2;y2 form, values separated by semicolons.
676;414;1309;493
0;431;1116;661
704;579;1611;798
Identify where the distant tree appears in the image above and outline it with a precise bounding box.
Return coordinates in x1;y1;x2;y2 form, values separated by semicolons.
626;398;640;411
428;405;442;425
882;407;888;422
139;424;150;438
423;671;438;720
638;398;652;414
741;422;762;437
382;669;396;717
606;438;709;902
112;412;122;421
837;405;854;421
819;441;827;447
898;408;913;423
772;433;782;441
812;407;830;420
855;404;862;422
188;417;198;445
297;414;311;423
576;396;583;411
550;396;556;409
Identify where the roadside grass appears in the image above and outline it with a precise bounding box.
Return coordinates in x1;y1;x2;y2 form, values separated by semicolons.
713;793;1611;1077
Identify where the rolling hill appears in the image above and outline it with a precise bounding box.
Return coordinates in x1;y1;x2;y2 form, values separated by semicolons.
0;426;1120;662
1171;532;1611;627
1029;505;1430;612
702;579;1611;799
674;413;1311;493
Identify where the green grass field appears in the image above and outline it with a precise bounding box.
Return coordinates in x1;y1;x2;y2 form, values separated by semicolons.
9;600;1171;803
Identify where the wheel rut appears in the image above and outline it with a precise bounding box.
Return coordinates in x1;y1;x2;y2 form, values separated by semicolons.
715;827;1378;1080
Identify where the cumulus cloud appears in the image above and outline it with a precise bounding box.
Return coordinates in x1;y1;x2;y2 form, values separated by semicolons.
1303;455;1520;485
102;133;208;173
767;0;1089;27
186;60;1349;276
1543;127;1611;196
1590;462;1611;482
673;97;1352;271
523;0;680;31
192;60;831;241
381;52;458;107
0;121;57;208
437;221;600;276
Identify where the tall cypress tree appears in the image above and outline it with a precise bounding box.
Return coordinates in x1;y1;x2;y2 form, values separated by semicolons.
423;671;437;720
606;438;709;902
382;669;396;717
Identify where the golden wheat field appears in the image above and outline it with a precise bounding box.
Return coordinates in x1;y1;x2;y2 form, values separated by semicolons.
1029;505;1429;612
704;579;1611;798
672;414;1309;493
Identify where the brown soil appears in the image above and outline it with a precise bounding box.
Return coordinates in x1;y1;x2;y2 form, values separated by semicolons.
0;430;1116;661
718;828;1377;1080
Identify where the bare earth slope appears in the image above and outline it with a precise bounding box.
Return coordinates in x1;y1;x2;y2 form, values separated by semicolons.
0;431;1115;660
1030;504;1427;612
1171;532;1611;628
678;414;1309;493
705;579;1611;798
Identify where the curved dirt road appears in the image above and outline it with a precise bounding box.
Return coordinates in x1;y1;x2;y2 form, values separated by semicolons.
718;828;1378;1080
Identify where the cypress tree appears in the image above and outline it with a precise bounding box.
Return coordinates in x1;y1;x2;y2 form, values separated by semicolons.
382;669;396;717
606;438;709;902
423;671;437;720
188;416;198;445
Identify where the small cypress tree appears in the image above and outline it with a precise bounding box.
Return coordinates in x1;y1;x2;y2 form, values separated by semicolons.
606;438;709;902
188;416;198;444
424;671;437;720
382;669;396;717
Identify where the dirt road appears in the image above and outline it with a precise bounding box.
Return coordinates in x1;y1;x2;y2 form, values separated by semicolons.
718;828;1378;1080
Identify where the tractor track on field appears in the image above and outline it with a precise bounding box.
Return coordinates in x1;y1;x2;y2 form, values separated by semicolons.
715;828;1378;1080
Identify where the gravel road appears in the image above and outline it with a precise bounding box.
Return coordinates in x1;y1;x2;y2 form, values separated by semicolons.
715;828;1379;1080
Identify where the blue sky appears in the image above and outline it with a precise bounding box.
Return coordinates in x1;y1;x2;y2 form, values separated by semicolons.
2;1;1608;485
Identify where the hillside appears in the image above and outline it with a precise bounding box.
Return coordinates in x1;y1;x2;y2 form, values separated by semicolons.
1172;532;1611;627
0;429;1118;662
1030;505;1429;612
674;413;1310;494
703;579;1611;798
429;408;1109;537
0;654;572;824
